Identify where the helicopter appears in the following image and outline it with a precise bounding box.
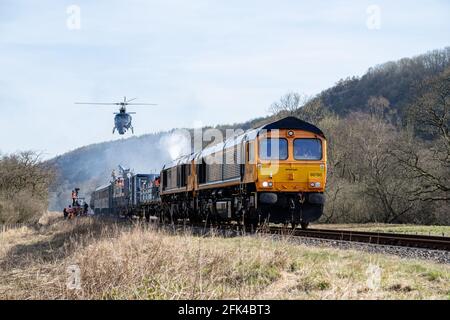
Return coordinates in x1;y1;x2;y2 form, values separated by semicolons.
75;96;157;134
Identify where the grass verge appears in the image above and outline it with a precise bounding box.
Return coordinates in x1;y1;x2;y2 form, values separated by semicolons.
0;216;449;299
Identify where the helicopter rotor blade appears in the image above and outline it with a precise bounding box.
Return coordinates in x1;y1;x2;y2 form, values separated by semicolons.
75;102;120;105
125;97;137;103
126;103;158;105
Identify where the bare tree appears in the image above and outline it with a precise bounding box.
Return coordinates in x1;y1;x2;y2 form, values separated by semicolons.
392;135;449;202
269;92;310;117
395;68;450;202
413;67;450;152
348;114;419;222
319;113;423;223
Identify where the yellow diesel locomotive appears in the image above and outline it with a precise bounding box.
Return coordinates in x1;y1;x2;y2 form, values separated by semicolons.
160;116;327;229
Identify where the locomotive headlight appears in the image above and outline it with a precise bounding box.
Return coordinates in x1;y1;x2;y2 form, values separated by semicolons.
262;181;269;187
310;182;315;187
268;182;273;187
314;182;321;188
288;130;294;137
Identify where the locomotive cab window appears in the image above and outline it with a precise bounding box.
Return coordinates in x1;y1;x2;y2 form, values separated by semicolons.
259;138;288;160
294;138;322;160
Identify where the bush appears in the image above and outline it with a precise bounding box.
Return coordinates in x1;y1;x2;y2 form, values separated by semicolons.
0;152;54;224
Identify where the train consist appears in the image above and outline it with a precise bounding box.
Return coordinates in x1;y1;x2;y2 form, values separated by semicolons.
90;116;327;229
90;168;160;217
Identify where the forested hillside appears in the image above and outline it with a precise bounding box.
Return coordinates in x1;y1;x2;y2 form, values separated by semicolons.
318;48;450;123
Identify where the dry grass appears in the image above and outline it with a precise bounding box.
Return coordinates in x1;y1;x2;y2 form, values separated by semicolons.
0;216;449;300
38;211;63;226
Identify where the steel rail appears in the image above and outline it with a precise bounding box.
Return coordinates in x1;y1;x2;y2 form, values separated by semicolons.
267;227;450;251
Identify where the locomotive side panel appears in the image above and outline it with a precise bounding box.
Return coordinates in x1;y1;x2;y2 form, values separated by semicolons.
222;147;240;181
206;152;223;183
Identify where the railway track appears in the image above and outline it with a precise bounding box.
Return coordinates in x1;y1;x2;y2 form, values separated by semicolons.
267;227;450;251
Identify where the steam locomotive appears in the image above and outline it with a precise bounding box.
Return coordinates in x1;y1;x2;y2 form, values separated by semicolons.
90;116;327;229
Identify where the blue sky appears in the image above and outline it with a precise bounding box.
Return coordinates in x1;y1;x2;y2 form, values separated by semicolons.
0;0;449;158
